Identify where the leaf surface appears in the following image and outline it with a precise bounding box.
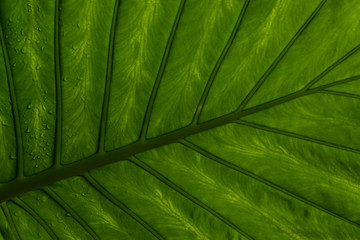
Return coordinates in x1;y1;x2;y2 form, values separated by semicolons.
0;0;360;239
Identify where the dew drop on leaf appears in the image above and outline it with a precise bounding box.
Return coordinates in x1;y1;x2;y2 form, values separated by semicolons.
9;153;16;160
65;213;72;217
27;103;33;109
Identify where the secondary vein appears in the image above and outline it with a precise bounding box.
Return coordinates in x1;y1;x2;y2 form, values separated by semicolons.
0;202;20;240
191;0;250;125
179;139;360;229
98;0;120;153
42;186;100;240
54;0;62;167
303;43;360;89
82;172;165;240
317;90;360;100
0;23;24;179
236;120;360;154
12;197;57;239
139;0;186;140
129;156;254;240
237;0;327;111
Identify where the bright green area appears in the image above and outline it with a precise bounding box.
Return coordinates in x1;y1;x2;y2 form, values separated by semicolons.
59;0;115;163
0;0;56;175
0;0;359;239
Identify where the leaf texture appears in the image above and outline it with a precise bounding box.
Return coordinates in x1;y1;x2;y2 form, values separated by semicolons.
0;0;360;239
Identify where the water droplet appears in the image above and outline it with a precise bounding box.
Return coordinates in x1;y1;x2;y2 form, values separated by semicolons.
20;29;24;36
14;212;20;217
9;153;16;160
35;65;40;70
32;78;38;82
12;63;16;67
37;27;42;32
77;23;81;29
34;164;39;168
25;127;31;133
72;45;76;50
65;213;72;217
27;103;33;109
46;124;50;130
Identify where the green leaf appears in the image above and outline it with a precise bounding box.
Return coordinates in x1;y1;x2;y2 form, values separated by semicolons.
0;0;359;239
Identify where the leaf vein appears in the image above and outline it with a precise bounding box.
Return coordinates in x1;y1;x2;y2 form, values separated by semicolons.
237;0;327;111
129;156;254;240
12;197;57;239
82;172;165;240
1;76;359;202
180;139;360;229
236;120;360;154
54;0;62;167
191;0;250;125
317;90;360;100
0;23;24;179
98;0;120;153
42;186;100;240
139;0;186;140
304;44;360;89
0;202;20;240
